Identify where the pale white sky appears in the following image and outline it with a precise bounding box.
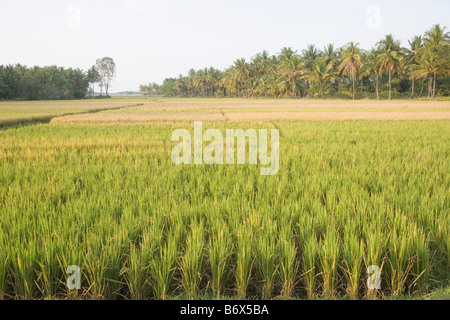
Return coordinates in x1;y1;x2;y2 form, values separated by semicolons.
1;0;449;92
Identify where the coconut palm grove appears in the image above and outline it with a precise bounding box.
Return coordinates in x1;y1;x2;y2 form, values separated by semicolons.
140;25;450;100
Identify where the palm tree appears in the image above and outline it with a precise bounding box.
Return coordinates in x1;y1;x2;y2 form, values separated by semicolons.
322;44;340;70
233;58;251;97
363;48;381;99
302;44;319;69
279;47;296;62
307;59;335;99
206;67;222;97
424;24;450;47
412;45;440;98
406;36;423;98
423;24;450;98
175;74;188;96
252;51;277;77
279;54;307;98
376;35;404;100
259;74;279;98
194;68;208;97
187;69;197;96
221;68;237;97
302;45;320;97
338;42;363;100
245;79;258;97
277;77;292;99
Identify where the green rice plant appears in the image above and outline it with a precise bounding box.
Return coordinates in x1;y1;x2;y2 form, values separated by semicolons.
435;217;449;266
126;241;151;300
125;214;162;300
319;227;339;297
387;230;412;296
447;230;450;267
386;214;425;296
0;230;9;300
149;225;182;300
278;227;299;298
364;226;386;298
56;245;84;299
0;119;448;300
341;226;365;299
36;240;60;299
181;222;205;298
9;242;37;300
443;221;449;267
0;259;8;300
208;222;233;297
409;227;429;295
235;225;253;299
254;222;278;299
83;239;109;299
82;225;128;299
302;231;318;299
104;234;131;299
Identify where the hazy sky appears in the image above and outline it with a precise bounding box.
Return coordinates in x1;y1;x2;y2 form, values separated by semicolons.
1;0;449;92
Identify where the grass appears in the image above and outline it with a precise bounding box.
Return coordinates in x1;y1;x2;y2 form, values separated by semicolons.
0;100;143;128
208;220;233;297
0;98;448;300
181;222;205;298
278;221;298;298
22;97;449;122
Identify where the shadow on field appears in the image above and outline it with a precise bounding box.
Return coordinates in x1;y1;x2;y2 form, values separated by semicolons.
0;116;53;131
0;103;144;131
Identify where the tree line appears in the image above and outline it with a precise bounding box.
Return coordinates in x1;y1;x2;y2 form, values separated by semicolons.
141;25;449;100
0;57;116;100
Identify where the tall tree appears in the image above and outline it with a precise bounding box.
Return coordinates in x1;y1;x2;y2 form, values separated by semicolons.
376;35;404;100
278;47;296;62
412;45;440;98
302;45;319;97
279;54;307;98
252;50;275;77
302;44;319;69
363;48;381;99
322;44;340;70
87;66;101;97
96;57;116;96
423;24;450;98
307;59;335;99
338;42;363;100
406;36;423;98
231;58;251;97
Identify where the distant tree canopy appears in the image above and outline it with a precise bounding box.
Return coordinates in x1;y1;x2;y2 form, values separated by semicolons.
143;24;450;99
0;65;88;100
139;82;161;98
0;57;116;100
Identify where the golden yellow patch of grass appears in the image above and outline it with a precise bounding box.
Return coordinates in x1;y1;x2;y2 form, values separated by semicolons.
226;111;450;121
49;99;450;122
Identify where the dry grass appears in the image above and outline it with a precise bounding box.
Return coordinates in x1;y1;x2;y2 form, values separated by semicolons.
0;100;142;127
49;98;450;122
52;112;226;122
226;111;450;121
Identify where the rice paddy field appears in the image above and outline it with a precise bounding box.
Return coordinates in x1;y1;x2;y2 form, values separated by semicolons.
0;99;143;128
0;98;449;300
